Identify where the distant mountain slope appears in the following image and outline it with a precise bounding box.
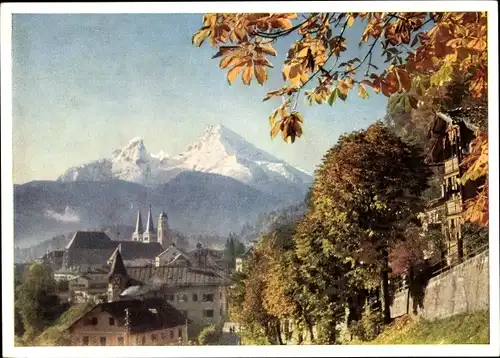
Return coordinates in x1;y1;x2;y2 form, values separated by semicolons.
14;174;282;246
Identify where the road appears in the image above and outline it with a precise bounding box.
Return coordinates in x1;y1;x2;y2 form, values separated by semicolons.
218;331;240;345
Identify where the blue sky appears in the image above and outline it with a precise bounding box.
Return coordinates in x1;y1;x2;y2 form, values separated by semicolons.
12;14;389;184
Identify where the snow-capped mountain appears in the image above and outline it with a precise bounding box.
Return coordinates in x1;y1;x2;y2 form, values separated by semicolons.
58;124;313;202
171;124;312;200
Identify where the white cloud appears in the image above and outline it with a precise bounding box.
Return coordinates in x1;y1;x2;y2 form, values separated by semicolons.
44;206;80;223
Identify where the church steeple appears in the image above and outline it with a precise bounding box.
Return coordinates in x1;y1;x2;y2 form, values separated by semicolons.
158;209;169;248
145;206;155;233
143;206;157;243
107;249;129;302
132;210;143;242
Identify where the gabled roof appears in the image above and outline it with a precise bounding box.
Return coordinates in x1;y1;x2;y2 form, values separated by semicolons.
109;250;128;278
111;241;163;261
65;231;115;250
126;265;230;287
68;297;186;334
157;245;190;260
42;250;65;260
168;253;190;265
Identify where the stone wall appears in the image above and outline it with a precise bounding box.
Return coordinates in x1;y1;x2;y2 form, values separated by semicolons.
391;250;489;320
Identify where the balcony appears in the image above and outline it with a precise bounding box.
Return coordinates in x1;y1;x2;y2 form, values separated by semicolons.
444;157;459;175
446;198;462;216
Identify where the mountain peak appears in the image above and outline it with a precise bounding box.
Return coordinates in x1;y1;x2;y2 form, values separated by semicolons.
125;137;146;150
201;124;237;139
114;137;149;163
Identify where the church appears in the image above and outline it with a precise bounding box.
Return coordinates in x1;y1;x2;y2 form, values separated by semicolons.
131;206;171;247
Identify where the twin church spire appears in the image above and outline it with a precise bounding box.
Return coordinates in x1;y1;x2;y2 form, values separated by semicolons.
132;206;169;247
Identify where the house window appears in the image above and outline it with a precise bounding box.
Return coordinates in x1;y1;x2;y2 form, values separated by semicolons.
117;337;124;346
192;293;198;301
169;330;174;339
202;293;214;302
165;294;174;301
100;336;107;346
177;294;188;302
142;336;146;345
178;328;182;338
109;317;115;326
204;309;214;318
91;317;98;325
161;332;166;339
220;292;222;299
151;334;157;342
82;336;89;346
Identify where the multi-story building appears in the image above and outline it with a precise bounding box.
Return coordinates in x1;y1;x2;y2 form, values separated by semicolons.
66;297;188;346
108;249;231;339
425;107;484;264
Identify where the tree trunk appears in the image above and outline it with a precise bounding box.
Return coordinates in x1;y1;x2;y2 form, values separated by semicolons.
307;322;314;342
327;319;337;344
276;322;284;345
380;247;392;324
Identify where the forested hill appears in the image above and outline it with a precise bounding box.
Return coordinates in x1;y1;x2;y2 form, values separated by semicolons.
238;201;308;244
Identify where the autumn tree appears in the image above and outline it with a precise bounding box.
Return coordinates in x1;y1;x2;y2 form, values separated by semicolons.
193;12;488;225
229;235;284;344
307;122;430;324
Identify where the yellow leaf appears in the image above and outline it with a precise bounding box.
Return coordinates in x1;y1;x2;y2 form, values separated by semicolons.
227;65;244;85
337;80;350;96
220;56;245;69
270;121;282;139
254;66;267;85
258;44;278;56
297;47;309;58
358;84;369;99
242;65;253;85
276;18;293;30
347;15;355;27
220;56;234;69
192;29;209;47
300;71;309;84
291;111;304;123
203;14;217;27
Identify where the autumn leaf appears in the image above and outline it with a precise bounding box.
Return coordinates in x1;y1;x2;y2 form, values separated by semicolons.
358;84;369;99
347;14;355;27
257;44;278;56
227;65;245;85
254;66;267;85
396;69;412;92
242;64;253;85
212;46;240;59
328;88;338;105
192;27;210;47
270;120;282;139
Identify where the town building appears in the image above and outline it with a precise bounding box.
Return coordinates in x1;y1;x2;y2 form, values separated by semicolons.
34;249;64;271
108;249;231;339
66;297;188;346
425;107;485;265
235;246;253;273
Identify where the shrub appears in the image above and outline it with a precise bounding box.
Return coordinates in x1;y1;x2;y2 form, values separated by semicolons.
198;325;221;345
349;309;384;342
